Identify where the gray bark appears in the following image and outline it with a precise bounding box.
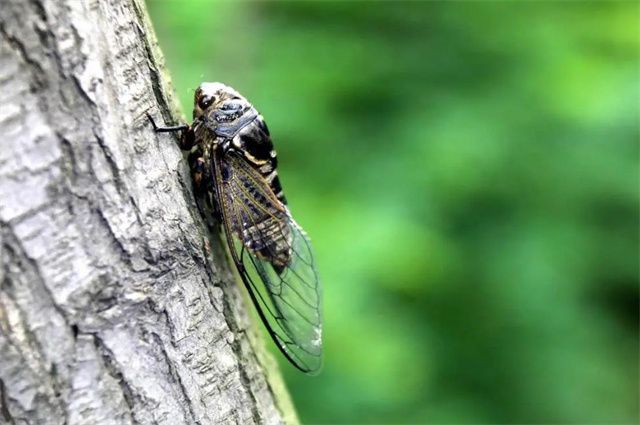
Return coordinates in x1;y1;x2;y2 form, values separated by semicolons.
0;0;298;424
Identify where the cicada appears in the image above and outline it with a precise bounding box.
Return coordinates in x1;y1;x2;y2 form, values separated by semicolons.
149;82;322;374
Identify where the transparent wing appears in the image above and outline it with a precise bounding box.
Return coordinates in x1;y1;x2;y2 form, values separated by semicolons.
212;150;322;373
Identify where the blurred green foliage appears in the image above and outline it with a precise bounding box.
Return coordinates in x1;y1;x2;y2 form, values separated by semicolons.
147;1;638;423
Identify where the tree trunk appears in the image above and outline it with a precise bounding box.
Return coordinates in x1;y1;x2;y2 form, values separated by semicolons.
0;0;298;424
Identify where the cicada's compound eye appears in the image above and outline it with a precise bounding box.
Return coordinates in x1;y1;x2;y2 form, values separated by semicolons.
198;95;215;111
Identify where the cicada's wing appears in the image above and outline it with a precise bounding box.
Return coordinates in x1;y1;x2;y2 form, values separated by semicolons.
212;150;322;374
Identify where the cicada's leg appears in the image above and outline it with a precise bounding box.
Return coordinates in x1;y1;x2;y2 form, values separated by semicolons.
187;150;218;229
147;113;195;150
188;152;206;195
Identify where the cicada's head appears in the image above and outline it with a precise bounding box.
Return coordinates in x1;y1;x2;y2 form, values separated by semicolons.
193;82;245;120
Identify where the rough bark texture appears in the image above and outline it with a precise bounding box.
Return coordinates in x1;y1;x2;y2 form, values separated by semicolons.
0;0;298;424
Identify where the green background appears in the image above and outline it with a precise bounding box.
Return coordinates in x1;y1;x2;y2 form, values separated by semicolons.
146;1;639;424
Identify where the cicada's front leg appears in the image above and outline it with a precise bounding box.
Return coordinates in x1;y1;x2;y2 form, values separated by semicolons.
147;113;195;151
187;149;222;229
187;150;207;195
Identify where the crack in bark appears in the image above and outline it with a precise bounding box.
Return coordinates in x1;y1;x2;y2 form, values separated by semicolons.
1;225;72;354
0;378;16;425
216;280;264;425
92;335;141;425
149;332;202;425
131;0;174;124
0;23;47;91
0;228;68;421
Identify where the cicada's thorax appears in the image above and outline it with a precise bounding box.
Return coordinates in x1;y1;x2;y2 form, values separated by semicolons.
194;100;287;205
